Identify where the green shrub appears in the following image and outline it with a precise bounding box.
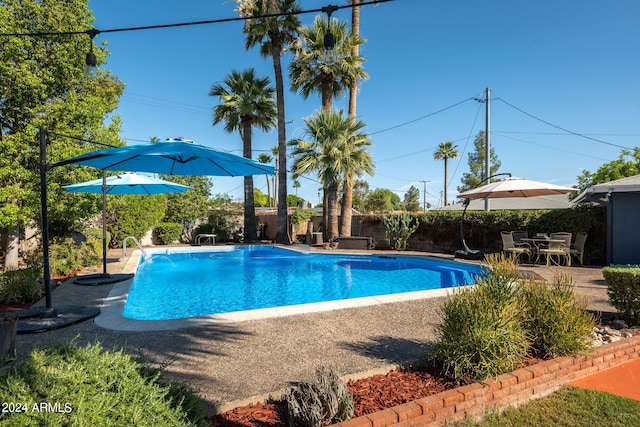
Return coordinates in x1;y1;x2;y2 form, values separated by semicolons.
431;254;598;382
383;212;419;251
431;257;529;382
0;256;43;304
603;265;640;325
291;208;317;225
156;222;184;245
0;341;206;426
48;237;101;277
519;275;595;358
286;366;354;427
82;226;111;248
108;194;167;248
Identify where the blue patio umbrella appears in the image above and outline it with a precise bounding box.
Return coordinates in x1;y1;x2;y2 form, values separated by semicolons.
54;138;275;176
63;172;191;284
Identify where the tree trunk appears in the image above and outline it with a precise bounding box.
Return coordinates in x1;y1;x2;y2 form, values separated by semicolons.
327;181;340;241
4;224;20;271
341;1;361;237
242;120;257;242
443;158;449;206
270;36;290;244
340;177;353;236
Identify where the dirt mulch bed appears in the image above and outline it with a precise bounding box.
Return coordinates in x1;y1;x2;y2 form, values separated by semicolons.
209;366;464;427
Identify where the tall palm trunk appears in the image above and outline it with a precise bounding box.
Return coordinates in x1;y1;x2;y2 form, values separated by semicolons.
242;120;258;241
327;181;340;241
270;36;289;244
443;158;449;206
341;0;361;237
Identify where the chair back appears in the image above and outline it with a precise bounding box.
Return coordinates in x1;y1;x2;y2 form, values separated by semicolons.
573;232;587;250
501;231;516;250
550;232;572;248
512;231;528;243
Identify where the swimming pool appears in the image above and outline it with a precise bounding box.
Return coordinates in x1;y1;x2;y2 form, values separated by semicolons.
122;246;484;321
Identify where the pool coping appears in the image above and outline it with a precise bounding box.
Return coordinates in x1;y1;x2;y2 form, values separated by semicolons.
94;246;476;332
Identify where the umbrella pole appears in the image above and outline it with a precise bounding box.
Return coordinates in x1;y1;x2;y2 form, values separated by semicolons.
39;129;57;317
102;171;108;276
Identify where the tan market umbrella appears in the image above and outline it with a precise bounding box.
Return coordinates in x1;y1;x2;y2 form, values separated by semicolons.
454;175;574;260
457;176;574;199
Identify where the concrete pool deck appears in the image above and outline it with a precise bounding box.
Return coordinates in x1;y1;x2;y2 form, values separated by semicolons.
14;245;617;414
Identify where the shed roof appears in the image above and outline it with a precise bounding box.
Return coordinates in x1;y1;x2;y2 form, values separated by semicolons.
574;174;640;203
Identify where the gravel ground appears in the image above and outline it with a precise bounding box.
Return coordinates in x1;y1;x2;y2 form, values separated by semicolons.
13;247;615;414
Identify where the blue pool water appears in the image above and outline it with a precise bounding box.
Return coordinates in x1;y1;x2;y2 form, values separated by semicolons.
123;246;484;321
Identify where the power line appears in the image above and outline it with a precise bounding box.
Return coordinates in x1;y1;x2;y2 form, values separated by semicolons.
0;0;394;38
495;95;634;150
369;95;479;135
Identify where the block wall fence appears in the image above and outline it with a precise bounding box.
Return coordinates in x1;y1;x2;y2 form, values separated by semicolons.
332;335;640;427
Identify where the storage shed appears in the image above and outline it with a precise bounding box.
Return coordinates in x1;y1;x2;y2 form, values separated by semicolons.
575;174;640;265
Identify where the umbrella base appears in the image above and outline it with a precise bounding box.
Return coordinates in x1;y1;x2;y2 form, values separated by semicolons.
73;273;133;286
454;249;485;260
16;305;100;334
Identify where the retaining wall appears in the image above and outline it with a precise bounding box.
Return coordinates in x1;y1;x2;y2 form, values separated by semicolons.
333;335;640;427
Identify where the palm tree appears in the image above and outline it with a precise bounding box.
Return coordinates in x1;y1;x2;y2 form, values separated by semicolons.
433;141;459;206
289;15;367;112
289;14;367;236
236;0;301;244
210;68;277;241
257;153;273;207
342;0;362;236
289;109;374;241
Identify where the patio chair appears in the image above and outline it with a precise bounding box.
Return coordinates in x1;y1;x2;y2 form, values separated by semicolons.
511;231;528;245
550;232;572;248
570;232;588;265
539;239;571;266
501;231;531;263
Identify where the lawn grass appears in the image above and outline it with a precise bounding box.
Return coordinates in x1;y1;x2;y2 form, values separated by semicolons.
457;386;640;426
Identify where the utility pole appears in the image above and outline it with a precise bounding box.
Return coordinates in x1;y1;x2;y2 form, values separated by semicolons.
484;87;491;211
419;180;430;211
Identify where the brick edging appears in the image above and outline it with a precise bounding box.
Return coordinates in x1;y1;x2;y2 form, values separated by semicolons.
333;335;640;427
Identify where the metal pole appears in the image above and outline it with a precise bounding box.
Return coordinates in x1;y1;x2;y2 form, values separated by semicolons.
102;171;108;276
484;87;491;211
39;128;57;317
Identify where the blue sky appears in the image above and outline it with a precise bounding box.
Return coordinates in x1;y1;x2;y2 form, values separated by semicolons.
88;0;640;208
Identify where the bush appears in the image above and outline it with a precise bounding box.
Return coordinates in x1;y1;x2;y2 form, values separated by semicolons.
0;341;206;426
48;237;101;278
519;275;595;358
603;265;640;325
0;256;43;304
431;255;529;382
286;366;354;427
156;222;184;245
108;194;167;248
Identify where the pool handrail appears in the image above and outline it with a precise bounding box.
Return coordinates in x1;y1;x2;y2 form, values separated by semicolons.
122;236;147;259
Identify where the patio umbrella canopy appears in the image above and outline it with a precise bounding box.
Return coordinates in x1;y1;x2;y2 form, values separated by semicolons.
63;172;192;195
457;176;575;199
63;172;191;283
454;176;575;260
55;138;275;176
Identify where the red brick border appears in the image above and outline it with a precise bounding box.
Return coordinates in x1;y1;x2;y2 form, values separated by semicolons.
333;336;640;427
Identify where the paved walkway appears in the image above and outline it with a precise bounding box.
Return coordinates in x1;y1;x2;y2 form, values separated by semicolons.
13;246;624;413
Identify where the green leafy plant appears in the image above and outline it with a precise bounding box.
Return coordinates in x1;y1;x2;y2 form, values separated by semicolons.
48;237;101;278
383;211;419;250
603;265;640;325
519;274;595;357
156;222;184;245
431;255;529;382
0;340;206;426
291;208;317;225
286;366;354;427
107;194;167;248
0;256;43;304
